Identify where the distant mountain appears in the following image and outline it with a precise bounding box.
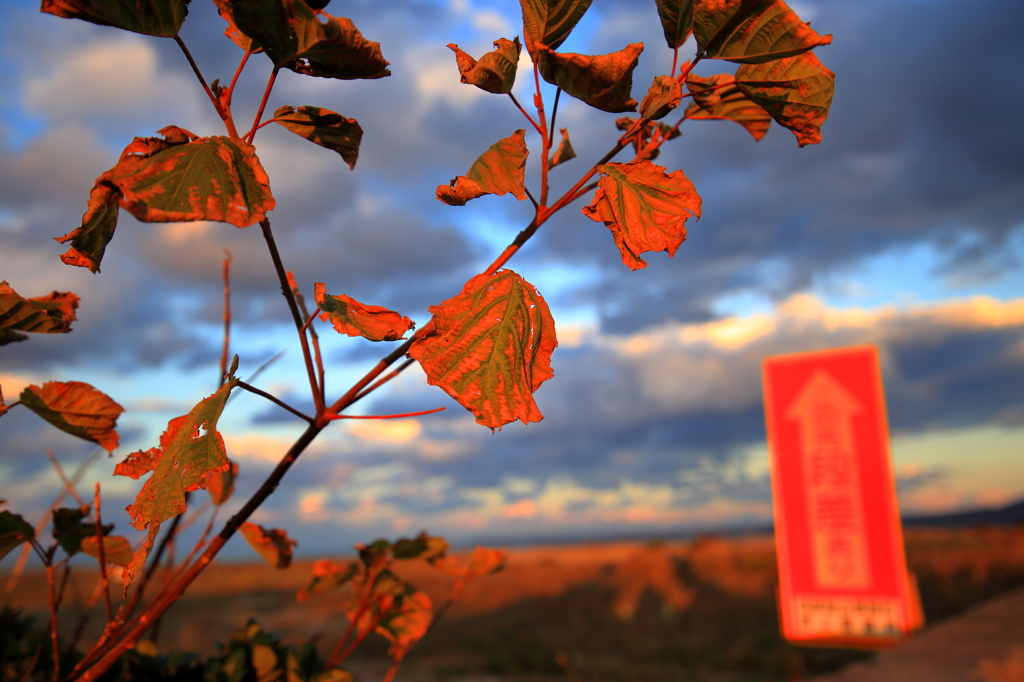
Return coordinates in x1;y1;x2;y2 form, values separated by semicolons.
903;499;1024;528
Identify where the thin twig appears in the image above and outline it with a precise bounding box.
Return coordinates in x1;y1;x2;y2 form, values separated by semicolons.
46;449;84;508
93;483;112;623
174;36;238;138
533;61;551;207
324;407;445;420
299;310;317;336
220;249;233;386
237;381;315;423
353;358;415;401
523;185;540;209
226;48;252;108
507;92;542;134
548;87;562;148
46;566;60;682
246;66;280;143
288;272;326;406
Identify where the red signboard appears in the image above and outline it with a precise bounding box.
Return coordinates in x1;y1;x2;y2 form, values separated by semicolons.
762;345;922;647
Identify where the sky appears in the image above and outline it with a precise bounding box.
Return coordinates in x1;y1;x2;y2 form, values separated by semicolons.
1;0;1023;562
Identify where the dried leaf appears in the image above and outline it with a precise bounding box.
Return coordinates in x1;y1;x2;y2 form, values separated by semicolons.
211;0;254;51
80;535;133;567
207;460;238;506
693;0;832;64
436;130;529;206
122;523;159;594
656;0;695;48
735;52;834;146
550;128;576;167
124;375;237;530
113;447;161;480
297;559;359;603
685;73;771;140
52;507;111;555
0;511;34;561
410;269;557;429
448;37;522;94
0;281;79;339
640;75;682;120
54;180;120;273
520;0;594;55
40;0;189;37
273;106;363;169
313;283;414;342
240;522;297;569
376;591;432;661
582;160;702;270
20;382;124;453
537;43;643;113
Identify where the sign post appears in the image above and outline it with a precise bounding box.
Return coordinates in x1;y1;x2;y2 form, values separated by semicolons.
762;345;922;647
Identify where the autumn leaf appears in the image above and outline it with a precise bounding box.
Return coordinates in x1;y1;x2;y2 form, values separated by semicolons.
81;535;133;567
448;37;522;94
0;281;79;340
656;0;695;48
433;546;508;578
582;160;702;270
615;116;680;161
52;507;111;555
377;591;432;662
207;460;239;506
685;73;771;140
436;131;529;206
640;75;682;120
0;511;34;561
54;180;120;273
122;374;237;531
409;269;557;429
392;532;449;560
273;106;363;169
211;0;254;51
550;128;576;167
122;524;159;593
297;559;358;603
40;0;189;37
240;522;297;569
20;382;124;453
313;283;414;342
693;0;832;64
735;52;834;146
537;43;643;113
520;0;594;55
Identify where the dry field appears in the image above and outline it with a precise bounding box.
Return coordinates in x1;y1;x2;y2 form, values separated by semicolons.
5;527;1024;682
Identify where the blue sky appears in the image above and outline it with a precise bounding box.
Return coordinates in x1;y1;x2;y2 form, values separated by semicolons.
2;0;1023;563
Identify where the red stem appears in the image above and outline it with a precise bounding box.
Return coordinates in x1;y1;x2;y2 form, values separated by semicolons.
325;407;445;420
174;36;239;139
93;483;112;624
246;66;279;143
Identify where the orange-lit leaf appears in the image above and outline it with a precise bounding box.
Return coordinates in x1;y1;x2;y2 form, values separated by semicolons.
377;591;432;661
207;460;238;506
640;75;682;120
54;180;120;273
273;106;363;170
693;0;832;64
239;522;297;569
297;559;358;603
656;0;695;48
615;117;680;161
550;128;576;167
20;382;123;453
122;523;159;594
582;160;702;270
685;73;771;140
0;511;34;561
520;0;593;55
410;269;557;429
113;447;160;480
81;535;133;567
124;375;237;530
433;546;508;578
393;532;448;561
735;52;834;146
40;0;188;37
436;130;528;206
211;0;254;51
0;281;79;341
313;283;414;342
448;37;521;94
537;43;643;113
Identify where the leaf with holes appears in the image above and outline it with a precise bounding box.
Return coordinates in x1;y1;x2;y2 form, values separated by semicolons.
273;106;363;169
735;52;834;146
0;281;79;341
81;535;133;567
0;511;34;561
685;73;771;140
537;43;643;113
314;283;413;342
550;128;576;167
448;37;521;94
583;160;702;270
40;0;189;37
693;0;832;64
240;522;297;569
641;75;682;120
520;0;593;55
410;269;557;429
437;130;528;206
20;382;124;453
656;0;695;48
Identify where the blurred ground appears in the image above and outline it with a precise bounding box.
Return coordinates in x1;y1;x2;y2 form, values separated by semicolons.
5;526;1024;682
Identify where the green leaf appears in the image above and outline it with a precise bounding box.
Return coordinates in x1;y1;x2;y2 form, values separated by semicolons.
123;374;237;530
313;283;414;342
582;160;702;270
20;382;124;453
54;179;120;273
0;281;79;339
656;0;695;49
693;0;832;63
448;37;522;94
550;128;576;167
640;75;682;120
735;52;834;146
685;72;771;140
52;507;112;556
537;43;643;113
273;106;363;169
410;269;557;430
239;522;297;569
40;0;189;37
437;130;529;206
520;0;593;56
0;511;34;561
